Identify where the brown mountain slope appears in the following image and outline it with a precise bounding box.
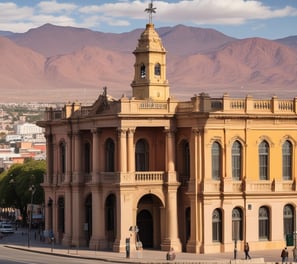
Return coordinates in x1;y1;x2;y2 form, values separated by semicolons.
168;38;297;98
275;36;297;52
1;24;297;102
0;37;46;90
8;24;235;57
44;46;134;92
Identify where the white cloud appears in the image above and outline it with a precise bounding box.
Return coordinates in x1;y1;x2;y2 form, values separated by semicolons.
152;0;297;25
78;0;297;26
0;3;33;22
0;0;296;33
37;0;77;14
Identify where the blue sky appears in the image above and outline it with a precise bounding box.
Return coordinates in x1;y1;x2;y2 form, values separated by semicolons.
0;0;296;39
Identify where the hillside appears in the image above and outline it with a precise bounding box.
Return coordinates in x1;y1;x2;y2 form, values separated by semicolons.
0;24;296;103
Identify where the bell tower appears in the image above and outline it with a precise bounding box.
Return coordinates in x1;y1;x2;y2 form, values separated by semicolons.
131;1;169;101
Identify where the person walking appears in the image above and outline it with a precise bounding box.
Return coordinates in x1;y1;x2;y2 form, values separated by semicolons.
281;247;289;263
244;242;251;259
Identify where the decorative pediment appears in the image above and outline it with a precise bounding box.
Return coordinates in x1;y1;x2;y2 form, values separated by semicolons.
89;87;117;115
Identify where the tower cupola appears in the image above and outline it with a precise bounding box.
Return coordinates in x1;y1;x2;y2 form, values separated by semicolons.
131;2;169;101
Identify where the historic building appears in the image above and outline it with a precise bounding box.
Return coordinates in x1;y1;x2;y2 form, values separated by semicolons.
38;9;297;254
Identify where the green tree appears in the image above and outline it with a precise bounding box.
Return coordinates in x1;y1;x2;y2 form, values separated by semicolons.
0;159;46;224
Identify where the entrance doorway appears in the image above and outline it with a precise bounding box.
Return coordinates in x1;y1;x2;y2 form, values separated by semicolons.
136;194;163;249
137;210;153;247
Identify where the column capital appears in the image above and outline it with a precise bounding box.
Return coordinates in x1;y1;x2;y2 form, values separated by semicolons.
127;128;136;135
91;128;102;134
192;128;200;135
164;128;176;134
117;128;128;137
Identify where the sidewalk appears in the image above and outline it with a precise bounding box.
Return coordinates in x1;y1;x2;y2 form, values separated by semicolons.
0;228;289;264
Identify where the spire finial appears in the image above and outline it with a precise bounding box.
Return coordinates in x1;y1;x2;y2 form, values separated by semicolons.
144;0;156;24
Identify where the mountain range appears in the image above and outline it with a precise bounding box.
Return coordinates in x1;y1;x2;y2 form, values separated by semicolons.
0;23;297;103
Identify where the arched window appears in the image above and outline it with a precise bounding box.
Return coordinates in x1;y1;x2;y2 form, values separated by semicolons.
59;141;66;175
105;194;116;243
58;196;65;233
282;141;292;180
212;142;221;180
232;141;242;180
185;207;191;243
140;64;146;79
179;140;190;183
84;142;91;174
284;204;294;236
105;138;115;172
85;194;92;242
259;141;269;180
136;139;149;171
154;63;161;76
232;207;243;241
212;209;222;242
259;206;270;240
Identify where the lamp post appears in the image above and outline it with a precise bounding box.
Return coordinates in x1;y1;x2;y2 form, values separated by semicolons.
28;185;36;248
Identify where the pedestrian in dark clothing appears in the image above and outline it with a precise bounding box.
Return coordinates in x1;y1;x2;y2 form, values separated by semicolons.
281;247;289;263
244;242;251;259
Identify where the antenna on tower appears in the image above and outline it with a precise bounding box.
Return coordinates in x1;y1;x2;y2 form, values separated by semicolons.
144;0;156;24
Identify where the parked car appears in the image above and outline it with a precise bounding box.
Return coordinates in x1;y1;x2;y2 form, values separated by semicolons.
0;223;14;234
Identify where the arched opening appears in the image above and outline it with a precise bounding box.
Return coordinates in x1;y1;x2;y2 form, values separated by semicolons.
177;139;190;185
137;209;153;248
140;64;146;79
185;207;191;244
57;196;65;243
84;142;91;174
212;141;222;180
284;204;294;237
232;207;243;241
105;138;115;172
85;194;92;246
154;63;161;76
135;139;149;171
137;194;163;249
105;194;116;248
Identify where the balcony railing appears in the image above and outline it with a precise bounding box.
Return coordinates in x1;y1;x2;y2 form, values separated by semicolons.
202;179;295;194
135;171;164;182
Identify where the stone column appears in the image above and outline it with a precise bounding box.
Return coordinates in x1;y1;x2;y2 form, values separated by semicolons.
52;135;58;185
165;128;176;172
161;128;181;251
89;188;106;249
71;185;85;246
117;128;127;172
45;196;53;232
44;132;53;184
161;184;181;252
127;128;135;172
64;132;72;183
52;196;58;239
92;128;101;183
113;190;134;252
62;189;72;246
186;129;201;253
73;131;82;183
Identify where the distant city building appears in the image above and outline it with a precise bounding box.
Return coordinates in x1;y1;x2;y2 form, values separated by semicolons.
6;134;22;142
15;122;43;135
38;14;297;255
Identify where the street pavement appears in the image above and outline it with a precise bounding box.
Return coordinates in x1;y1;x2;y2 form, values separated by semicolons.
0;228;292;263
